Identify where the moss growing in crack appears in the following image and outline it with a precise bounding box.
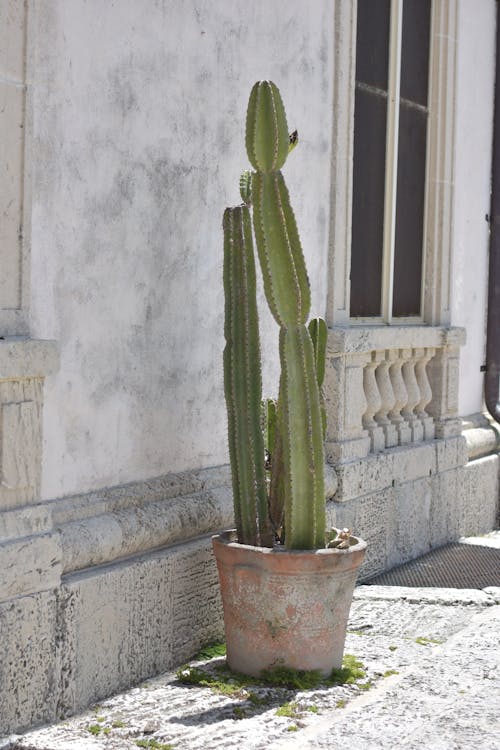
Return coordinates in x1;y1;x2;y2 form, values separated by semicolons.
233;706;248;719
357;681;373;691
260;667;324;690
176;665;247;698
326;654;366;685
388;645;398;652
194;642;227;660
135;740;173;750
275;701;300;718
336;699;347;709
248;692;269;706
177;653;368;700
87;724;102;736
383;669;399;678
287;725;299;732
415;636;443;646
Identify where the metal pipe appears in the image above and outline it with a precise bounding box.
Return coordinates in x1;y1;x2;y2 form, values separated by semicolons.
486;3;500;423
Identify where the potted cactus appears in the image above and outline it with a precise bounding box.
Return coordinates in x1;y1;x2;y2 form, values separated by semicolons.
212;81;366;677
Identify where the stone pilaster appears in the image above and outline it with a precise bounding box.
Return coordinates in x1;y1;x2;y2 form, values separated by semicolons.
0;337;60;604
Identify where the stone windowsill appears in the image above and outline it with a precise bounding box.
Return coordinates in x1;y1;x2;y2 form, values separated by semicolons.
328;325;466;355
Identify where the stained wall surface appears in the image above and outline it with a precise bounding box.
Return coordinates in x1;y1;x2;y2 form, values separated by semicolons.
451;0;496;416
28;0;334;499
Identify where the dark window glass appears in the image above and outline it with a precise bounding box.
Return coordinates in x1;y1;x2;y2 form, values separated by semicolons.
350;88;387;317
355;0;391;90
351;0;430;320
393;104;427;317
400;0;431;106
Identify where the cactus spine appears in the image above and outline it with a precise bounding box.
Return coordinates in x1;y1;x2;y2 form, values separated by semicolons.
223;80;326;550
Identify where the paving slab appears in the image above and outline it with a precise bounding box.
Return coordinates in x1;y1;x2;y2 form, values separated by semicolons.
2;584;498;750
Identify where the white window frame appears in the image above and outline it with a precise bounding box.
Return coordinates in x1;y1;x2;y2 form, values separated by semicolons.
327;0;458;329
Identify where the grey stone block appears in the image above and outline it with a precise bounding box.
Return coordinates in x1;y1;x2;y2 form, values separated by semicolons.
392;478;432;567
57;535;223;718
461;454;499;535
0;592;58;736
334;488;397;581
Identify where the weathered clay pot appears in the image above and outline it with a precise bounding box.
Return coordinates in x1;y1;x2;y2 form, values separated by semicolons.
212;530;367;677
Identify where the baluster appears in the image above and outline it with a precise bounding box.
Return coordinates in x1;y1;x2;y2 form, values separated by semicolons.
362;352;385;452
388;349;411;445
415;347;435;440
374;351;398;448
402;349;424;442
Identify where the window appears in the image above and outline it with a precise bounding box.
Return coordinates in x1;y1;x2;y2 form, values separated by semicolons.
350;0;432;322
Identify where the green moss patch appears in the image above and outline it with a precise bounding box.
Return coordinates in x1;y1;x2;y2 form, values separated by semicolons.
415;636;443;646
193;642;227;660
135;740;173;750
177;652;367;694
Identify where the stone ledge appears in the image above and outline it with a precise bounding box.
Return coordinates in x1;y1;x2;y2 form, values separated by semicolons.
0;337;59;379
328;325;466;356
462;412;500;460
50;465;232;526
58;484;235;574
39;465;337;573
0;463;338;580
56;463;338;575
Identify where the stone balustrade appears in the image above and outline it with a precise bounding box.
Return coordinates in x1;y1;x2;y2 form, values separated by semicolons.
324;326;466;464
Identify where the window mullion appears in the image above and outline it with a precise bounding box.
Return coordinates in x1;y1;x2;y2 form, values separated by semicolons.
381;0;403;324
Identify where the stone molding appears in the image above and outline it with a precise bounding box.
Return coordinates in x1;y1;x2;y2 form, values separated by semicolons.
57;469;235;575
462;412;500;461
0;463;339;584
53;463;338;576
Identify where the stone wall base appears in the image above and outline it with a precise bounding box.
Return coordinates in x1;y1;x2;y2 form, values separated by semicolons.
0;535;224;736
0;427;498;737
334;452;499;582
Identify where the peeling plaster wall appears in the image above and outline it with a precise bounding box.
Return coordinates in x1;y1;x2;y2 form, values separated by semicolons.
451;0;496;416
28;0;334;499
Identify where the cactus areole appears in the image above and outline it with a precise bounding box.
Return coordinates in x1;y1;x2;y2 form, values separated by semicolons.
214;80;366;678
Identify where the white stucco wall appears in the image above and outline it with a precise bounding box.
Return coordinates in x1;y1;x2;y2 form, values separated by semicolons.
28;1;334;499
452;0;496;416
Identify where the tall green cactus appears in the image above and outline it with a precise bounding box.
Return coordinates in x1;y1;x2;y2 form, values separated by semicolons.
223;80;327;550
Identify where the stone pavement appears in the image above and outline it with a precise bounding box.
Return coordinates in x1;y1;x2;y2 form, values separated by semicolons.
2;582;499;750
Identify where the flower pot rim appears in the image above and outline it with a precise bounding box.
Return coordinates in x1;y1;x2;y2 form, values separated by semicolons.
212;529;367;556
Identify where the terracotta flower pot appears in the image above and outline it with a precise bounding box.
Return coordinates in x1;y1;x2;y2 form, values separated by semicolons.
212;530;367;677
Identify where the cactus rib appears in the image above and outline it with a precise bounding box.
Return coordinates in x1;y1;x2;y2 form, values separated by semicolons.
280;326;325;549
246;81;289;174
252;171;311;326
223;206;269;546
